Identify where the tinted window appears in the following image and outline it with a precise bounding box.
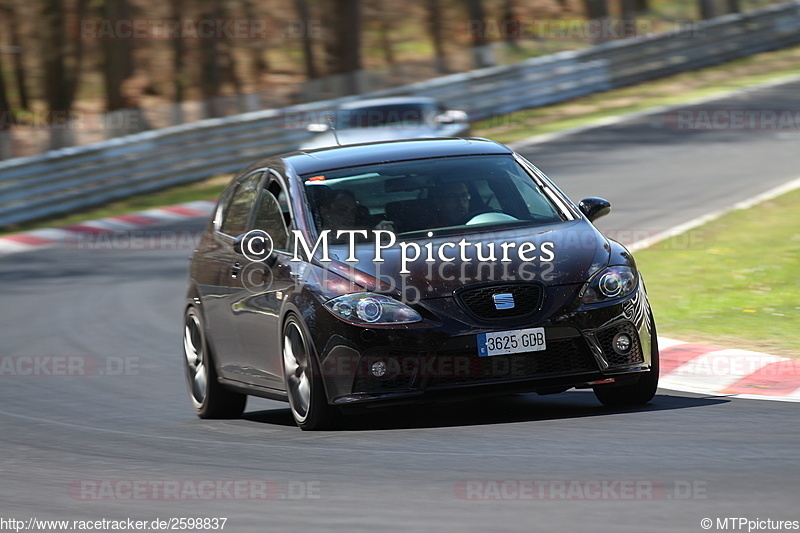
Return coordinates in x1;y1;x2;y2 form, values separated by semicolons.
302;155;565;236
337;103;438;129
252;180;290;251
219;172;262;236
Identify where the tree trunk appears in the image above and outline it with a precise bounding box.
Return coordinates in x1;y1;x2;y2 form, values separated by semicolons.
200;0;224;117
102;0;135;111
584;0;609;20
242;0;270;83
170;0;186;123
40;0;88;149
583;0;610;43
41;0;70;113
217;0;242;99
425;0;448;74
0;52;11;121
378;17;394;67
699;0;716;19
0;54;11;158
294;0;318;79
3;1;30;110
465;0;491;68
620;0;637;39
621;0;636;19
726;0;741;14
504;0;521;48
325;0;362;94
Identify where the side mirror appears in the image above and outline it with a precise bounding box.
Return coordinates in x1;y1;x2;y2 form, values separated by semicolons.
436;109;468;125
306;123;330;133
578;197;611;222
232;234;250;255
233;233;278;266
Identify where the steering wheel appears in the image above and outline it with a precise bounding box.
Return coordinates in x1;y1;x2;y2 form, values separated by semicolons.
455;208;499;226
458;207;526;226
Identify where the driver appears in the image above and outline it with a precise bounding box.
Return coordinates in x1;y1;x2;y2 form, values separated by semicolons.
318;188;395;233
318;189;359;231
432;182;471;226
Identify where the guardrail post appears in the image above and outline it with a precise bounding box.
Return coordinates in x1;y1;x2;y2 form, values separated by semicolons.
0;130;10;161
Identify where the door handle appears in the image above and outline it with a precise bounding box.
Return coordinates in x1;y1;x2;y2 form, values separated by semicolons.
230;262;242;278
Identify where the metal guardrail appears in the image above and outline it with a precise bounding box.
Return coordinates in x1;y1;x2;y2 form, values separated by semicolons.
1;1;800;228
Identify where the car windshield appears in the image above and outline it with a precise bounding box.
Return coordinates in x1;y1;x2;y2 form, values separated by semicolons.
336;103;438;129
302;155;568;238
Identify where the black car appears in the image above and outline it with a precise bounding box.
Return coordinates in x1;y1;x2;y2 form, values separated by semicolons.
183;138;659;430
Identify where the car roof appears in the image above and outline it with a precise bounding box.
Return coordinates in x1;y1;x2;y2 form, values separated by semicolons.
280;138;513;176
337;96;439;110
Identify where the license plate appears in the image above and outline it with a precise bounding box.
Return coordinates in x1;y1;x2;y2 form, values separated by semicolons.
477;327;546;357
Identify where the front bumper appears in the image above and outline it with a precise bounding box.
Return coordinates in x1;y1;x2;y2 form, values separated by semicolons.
307;282;654;406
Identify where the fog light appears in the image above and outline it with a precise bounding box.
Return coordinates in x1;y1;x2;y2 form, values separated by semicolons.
613;333;632;355
370;361;387;378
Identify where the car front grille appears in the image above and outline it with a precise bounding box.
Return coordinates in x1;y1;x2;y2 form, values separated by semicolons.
455;283;544;321
426;337;596;389
595;322;645;366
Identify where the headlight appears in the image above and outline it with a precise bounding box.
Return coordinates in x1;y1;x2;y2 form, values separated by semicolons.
324;293;422;325
582;266;637;304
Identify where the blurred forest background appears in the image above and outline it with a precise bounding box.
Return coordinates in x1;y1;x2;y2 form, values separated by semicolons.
0;0;783;155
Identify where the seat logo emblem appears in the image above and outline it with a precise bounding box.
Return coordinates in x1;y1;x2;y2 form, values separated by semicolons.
493;293;515;310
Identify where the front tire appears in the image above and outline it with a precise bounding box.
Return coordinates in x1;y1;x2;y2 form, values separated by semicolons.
282;315;341;430
183;307;246;419
593;314;659;407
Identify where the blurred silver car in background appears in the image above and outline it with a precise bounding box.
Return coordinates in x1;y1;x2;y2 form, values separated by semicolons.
300;97;470;150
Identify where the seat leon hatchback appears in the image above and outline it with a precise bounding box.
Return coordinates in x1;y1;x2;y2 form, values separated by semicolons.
183;138;659;430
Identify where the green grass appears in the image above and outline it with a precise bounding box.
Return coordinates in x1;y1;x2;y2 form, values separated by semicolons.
472;44;800;144
636;188;800;357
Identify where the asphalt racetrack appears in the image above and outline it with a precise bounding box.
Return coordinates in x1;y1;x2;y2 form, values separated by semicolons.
1;80;798;532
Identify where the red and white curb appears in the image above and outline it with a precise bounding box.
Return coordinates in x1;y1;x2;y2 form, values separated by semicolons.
658;338;800;402
0;200;216;256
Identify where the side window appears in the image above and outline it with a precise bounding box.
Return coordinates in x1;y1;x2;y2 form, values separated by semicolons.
219;172;263;236
252;179;290;251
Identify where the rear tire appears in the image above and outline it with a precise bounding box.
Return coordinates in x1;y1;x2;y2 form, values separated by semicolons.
183;307;246;419
282;314;341;430
593;313;659;407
